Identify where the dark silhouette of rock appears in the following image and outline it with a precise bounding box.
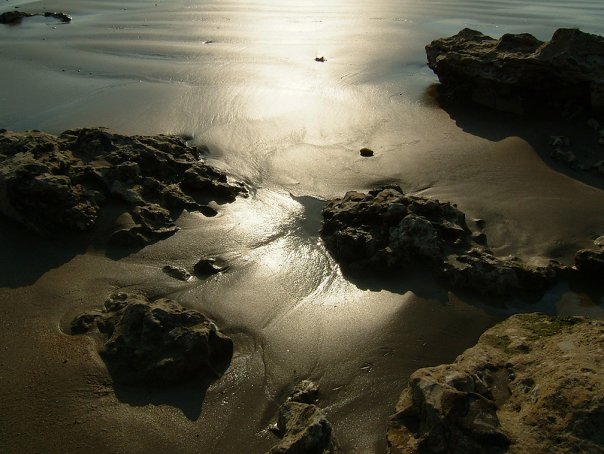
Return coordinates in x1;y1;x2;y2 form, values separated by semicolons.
268;381;341;454
0;128;247;246
0;11;71;24
426;28;604;115
359;147;374;157
388;314;604;453
574;249;604;277
315;57;326;63
194;257;227;276
70;292;233;385
321;187;563;296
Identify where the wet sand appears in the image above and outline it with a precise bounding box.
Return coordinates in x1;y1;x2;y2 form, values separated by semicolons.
1;0;604;452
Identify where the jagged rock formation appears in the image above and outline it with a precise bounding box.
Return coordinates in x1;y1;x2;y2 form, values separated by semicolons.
70;292;233;385
321;186;563;296
268;381;341;454
0;128;247;246
426;28;604;115
387;313;604;454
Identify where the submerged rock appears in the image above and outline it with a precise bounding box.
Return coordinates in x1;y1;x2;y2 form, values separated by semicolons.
268;381;340;454
321;186;561;296
0;128;247;245
426;28;604;114
388;314;604;453
70;293;233;385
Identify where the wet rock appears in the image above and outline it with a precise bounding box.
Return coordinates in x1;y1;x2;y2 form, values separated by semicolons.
43;12;71;23
426;28;604;114
0;11;35;24
388;313;604;454
574;248;604;277
359;147;374;157
0;11;70;24
194;257;227;275
321;187;561;296
70;293;233;385
0;128;246;245
268;381;340;454
162;265;192;281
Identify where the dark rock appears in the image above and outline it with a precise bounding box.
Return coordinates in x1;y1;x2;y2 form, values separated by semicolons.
426;28;604;114
315;57;326;63
575;249;604;277
0;11;70;24
70;293;233;385
287;380;320;405
43;12;71;23
194;257;227;275
0;128;246;245
162;265;192;281
321;186;561;296
388;314;604;453
359;147;374;157
268;381;340;454
0;11;34;24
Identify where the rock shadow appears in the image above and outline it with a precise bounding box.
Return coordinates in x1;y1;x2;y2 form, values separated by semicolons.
430;85;604;191
0;217;89;288
112;378;212;421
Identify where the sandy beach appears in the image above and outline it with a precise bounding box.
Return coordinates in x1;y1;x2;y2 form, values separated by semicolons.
1;0;604;452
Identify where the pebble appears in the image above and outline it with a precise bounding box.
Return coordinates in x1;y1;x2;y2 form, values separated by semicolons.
360;147;374;157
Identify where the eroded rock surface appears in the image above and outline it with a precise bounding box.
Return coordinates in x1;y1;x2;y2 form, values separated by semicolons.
70;292;233;385
0;128;247;245
268;381;341;454
321;186;562;296
388;314;604;454
426;28;604;114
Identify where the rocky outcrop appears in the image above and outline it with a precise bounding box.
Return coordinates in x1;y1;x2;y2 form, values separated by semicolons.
70;292;233;385
0;11;71;24
268;381;341;454
426;28;604;115
0;128;247;245
321;186;563;296
387;313;604;454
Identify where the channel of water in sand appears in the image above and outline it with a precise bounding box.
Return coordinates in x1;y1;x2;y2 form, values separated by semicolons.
1;0;604;452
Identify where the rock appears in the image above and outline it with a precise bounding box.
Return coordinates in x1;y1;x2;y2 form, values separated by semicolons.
315;57;326;63
594;235;604;248
194;257;227;275
549;136;570;147
550;147;576;164
162;265;192;281
70;293;233;385
0;11;70;24
43;12;71;23
0;128;246;245
268;381;340;454
574;248;604;277
426;28;604;114
0;11;34;24
388;313;604;454
360;147;374;157
321;187;561;296
287;380;320;405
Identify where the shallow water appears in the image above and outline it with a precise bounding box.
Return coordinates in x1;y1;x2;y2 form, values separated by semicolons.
1;0;604;452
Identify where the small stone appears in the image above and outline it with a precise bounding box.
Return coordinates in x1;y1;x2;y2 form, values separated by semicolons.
549;136;569;147
474;218;486;229
315;56;326;62
194;257;227;275
550;147;576;164
594;236;604;248
162;265;192;281
359;147;374;157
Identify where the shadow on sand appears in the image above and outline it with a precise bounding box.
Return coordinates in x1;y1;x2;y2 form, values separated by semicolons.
112;377;215;421
428;84;604;191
